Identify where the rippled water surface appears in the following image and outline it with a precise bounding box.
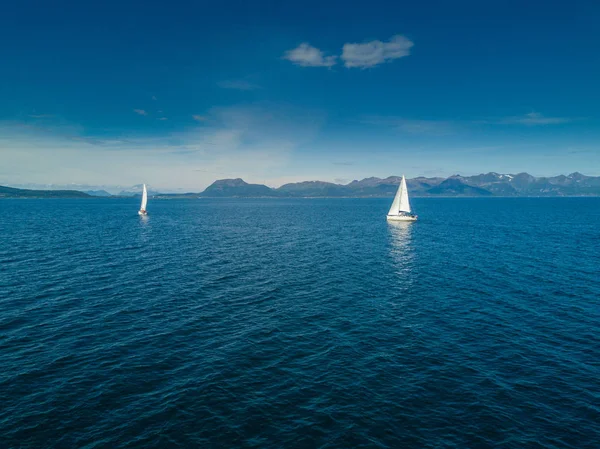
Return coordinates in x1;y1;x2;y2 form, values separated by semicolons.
1;197;599;448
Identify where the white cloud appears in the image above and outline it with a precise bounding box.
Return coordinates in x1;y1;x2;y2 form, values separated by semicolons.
192;115;207;122
133;109;148;116
341;35;414;68
217;80;261;90
283;43;337;67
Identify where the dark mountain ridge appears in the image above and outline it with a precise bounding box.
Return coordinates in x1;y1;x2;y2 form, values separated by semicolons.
199;172;600;197
199;178;275;197
0;186;92;198
85;190;112;197
4;172;600;199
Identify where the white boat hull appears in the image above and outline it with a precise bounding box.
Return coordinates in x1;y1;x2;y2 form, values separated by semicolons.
387;214;417;222
138;210;147;216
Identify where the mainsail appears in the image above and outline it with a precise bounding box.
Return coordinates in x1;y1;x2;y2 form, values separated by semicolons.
140;184;148;211
388;176;411;215
398;176;411;213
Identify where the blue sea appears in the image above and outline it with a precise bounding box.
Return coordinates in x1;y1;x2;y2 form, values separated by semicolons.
1;197;599;448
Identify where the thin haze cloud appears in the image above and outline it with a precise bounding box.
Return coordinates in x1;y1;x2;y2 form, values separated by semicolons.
365;113;574;133
496;112;573;125
363;116;455;134
217;80;262;90
0;104;330;190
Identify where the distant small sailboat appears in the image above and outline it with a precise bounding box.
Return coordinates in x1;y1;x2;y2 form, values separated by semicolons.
387;175;417;222
138;184;148;216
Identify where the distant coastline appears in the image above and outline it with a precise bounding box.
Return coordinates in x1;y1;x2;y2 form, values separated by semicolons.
3;172;600;198
0;185;92;199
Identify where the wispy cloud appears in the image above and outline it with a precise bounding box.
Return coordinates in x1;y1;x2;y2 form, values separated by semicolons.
151;96;157;101
341;35;414;68
567;147;593;154
1;103;326;190
363;116;455;134
217;80;262;90
365;111;572;133
158;117;168;121
283;43;337;67
494;112;573;125
133;109;148;116
397;119;455;134
331;161;354;166
192;115;207;122
28;114;55;119
208;103;326;144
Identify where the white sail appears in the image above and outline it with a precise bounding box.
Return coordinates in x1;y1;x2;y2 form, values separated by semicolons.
388;182;403;216
388;175;411;215
398;176;411;213
140;184;148;211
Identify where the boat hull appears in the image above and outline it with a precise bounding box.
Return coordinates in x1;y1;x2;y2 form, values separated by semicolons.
387;214;417;222
138;210;147;216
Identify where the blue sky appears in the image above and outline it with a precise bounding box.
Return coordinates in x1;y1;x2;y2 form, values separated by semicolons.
1;0;599;191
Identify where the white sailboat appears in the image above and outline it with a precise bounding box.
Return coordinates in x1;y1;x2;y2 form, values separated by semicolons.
138;184;148;216
387;175;417;222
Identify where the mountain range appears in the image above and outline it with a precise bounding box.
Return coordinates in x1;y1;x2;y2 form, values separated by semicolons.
0;185;92;198
2;172;600;198
198;172;600;198
85;190;112;197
